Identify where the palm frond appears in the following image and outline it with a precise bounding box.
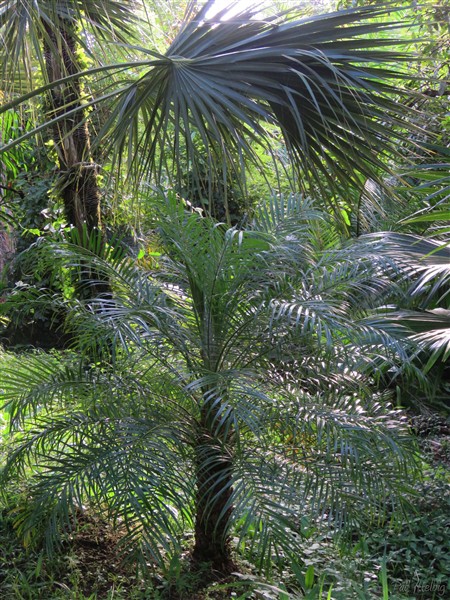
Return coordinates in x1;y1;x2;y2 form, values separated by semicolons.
362;231;450;374
384;308;450;371
1;351;196;559
1;199;424;570
0;0;138;88
364;232;450;304
96;1;422;207
228;387;418;567
0;2;425;213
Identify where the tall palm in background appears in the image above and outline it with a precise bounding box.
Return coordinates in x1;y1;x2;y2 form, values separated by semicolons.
1;1;426;225
0;197;421;574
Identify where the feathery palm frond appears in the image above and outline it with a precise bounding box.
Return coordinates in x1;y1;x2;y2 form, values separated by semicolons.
364;232;450;304
383;308;450;372
0;197;421;571
400;159;450;238
366;231;450;376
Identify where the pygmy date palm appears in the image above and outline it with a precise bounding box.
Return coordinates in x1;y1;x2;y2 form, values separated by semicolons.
0;197;420;574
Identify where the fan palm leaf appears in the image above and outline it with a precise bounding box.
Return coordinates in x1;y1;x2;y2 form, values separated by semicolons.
1;2;426;219
100;2;420;202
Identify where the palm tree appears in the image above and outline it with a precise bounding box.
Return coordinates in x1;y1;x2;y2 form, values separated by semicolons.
0;0;432;578
0;197;420;575
1;1;426;224
0;0;137;233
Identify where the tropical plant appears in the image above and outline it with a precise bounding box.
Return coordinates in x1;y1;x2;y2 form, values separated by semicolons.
0;1;429;225
0;0;137;233
0;196;421;578
370;228;450;410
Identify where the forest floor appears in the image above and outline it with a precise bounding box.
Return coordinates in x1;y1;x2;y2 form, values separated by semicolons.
1;410;449;600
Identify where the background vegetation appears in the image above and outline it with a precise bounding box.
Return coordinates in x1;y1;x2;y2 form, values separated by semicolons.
1;0;449;598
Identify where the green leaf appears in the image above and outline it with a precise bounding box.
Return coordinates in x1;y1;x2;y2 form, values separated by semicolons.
341;209;351;226
291;560;306;588
305;564;315;590
402;210;450;224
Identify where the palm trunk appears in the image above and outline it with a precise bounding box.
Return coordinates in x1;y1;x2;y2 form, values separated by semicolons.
0;127;15;276
42;19;110;299
192;403;234;575
42;20;101;234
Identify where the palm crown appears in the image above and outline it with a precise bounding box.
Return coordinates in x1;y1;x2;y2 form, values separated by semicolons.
0;196;421;573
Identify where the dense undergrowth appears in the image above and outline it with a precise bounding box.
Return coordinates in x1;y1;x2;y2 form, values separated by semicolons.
1;396;449;599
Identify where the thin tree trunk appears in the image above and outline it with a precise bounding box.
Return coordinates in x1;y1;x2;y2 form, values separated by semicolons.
0;127;15;277
42;20;101;234
42;18;111;300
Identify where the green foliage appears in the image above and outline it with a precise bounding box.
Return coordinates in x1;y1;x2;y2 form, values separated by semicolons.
365;230;450;409
1;1;433;225
360;475;450;600
0;197;423;581
1;2;449;597
0;501;159;599
0;111;56;245
0;0;138;92
253;465;449;599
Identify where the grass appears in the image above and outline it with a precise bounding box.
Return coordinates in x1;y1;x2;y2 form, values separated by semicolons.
0;508;146;599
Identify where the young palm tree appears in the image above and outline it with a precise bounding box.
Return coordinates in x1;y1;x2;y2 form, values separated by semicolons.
0;197;420;575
